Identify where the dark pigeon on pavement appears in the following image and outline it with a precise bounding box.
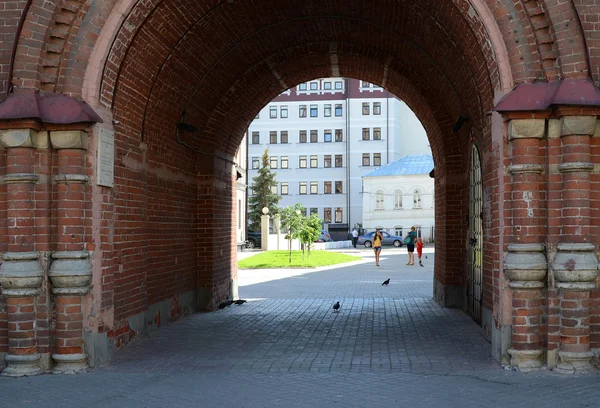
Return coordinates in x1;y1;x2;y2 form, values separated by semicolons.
333;301;340;312
225;300;235;306
234;299;247;305
218;302;228;309
382;279;390;286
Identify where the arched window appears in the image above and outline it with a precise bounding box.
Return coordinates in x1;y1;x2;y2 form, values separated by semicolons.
376;191;384;210
413;189;422;209
394;191;403;209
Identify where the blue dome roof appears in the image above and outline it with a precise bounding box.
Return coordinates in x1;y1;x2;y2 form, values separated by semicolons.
364;154;434;177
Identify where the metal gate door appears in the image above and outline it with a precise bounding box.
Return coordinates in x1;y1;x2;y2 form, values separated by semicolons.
467;144;483;323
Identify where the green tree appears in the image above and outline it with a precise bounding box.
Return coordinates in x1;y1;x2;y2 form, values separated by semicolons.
248;149;281;231
279;203;305;263
298;213;322;259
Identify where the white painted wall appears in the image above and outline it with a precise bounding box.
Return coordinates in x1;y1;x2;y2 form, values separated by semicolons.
362;174;435;242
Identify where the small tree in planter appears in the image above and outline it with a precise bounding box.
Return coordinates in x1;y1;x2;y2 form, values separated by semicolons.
298;214;322;259
279;203;305;263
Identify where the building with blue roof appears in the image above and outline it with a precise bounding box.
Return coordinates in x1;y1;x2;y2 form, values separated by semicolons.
361;154;435;242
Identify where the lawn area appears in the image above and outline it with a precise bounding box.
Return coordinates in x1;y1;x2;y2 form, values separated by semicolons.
238;250;362;269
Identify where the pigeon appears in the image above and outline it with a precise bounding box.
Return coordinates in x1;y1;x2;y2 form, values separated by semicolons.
382;279;390;286
225;300;235;306
332;301;340;312
425;255;428;259
218;302;228;309
234;299;247;305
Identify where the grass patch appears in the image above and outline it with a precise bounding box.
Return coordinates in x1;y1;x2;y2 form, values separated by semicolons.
238;250;361;269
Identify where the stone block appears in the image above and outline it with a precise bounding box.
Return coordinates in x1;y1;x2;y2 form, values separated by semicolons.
560;116;597;137
509;119;545;140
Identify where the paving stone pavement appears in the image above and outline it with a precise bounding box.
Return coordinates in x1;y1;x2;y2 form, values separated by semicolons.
1;248;599;407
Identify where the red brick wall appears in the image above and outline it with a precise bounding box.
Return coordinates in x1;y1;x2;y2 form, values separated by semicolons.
0;148;6;358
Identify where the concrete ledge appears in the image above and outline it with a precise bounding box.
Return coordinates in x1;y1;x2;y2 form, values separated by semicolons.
85;290;196;368
313;240;352;250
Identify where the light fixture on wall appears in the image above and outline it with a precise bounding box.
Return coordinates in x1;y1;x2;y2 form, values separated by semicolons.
452;115;469;133
176;109;198;133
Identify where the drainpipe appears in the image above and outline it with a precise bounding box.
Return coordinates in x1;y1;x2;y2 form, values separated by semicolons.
386;93;390;163
345;78;351;230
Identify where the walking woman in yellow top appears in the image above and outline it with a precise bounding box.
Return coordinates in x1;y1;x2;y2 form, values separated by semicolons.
373;229;383;267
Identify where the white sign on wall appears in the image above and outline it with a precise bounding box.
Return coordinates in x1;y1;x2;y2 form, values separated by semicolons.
97;128;114;187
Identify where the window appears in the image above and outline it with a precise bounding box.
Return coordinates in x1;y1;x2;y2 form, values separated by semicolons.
335;155;343;167
395;191;403;209
335;129;343;142
335;81;343;89
252;157;259;169
271;185;278;194
324;129;332;142
324;181;332;194
270;131;277;144
362;128;370;140
252;131;259;144
310;182;318;194
362;153;370;166
280;131;288;144
310;104;318;117
299;182;307;195
373;102;381;115
270;156;277;169
361;81;370;88
373;127;381;140
335;104;343;116
324;155;332;168
281;182;288;195
395;228;403;236
310;155;318;168
269;106;277;118
362;102;370;115
308;208;317;216
310;82;318;90
373;153;381;166
335;181;343;194
414;190;422;209
299;130;307;143
376;191;384;210
299;156;307;168
280;106;288;118
299;83;307;91
324;208;332;223
324;104;332;117
299;105;307;118
324;82;332;90
278;156;287;170
335;208;343;223
310;130;318;143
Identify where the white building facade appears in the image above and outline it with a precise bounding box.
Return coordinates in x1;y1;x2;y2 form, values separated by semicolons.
247;78;430;240
362;155;435;242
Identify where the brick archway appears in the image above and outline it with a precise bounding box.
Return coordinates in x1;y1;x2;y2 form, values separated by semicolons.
1;0;599;376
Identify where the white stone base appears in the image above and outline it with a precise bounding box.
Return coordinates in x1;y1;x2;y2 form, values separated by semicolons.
1;353;41;377
507;348;543;371
52;353;88;374
554;350;595;374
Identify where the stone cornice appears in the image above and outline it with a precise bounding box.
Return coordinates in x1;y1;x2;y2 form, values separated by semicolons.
557;162;594;173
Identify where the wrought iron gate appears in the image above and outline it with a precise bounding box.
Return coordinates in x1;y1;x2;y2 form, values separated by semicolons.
467;144;483;323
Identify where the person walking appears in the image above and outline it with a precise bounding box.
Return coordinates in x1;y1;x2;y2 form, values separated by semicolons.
416;237;424;267
404;227;417;265
373;229;383;266
352;228;359;249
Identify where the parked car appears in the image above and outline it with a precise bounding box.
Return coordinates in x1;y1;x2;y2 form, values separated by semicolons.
316;229;333;242
357;231;404;248
246;231;261;248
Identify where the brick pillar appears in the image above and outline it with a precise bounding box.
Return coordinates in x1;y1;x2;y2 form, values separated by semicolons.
0;129;43;377
196;155;235;310
550;116;598;373
503;119;548;370
48;131;92;374
0;141;7;367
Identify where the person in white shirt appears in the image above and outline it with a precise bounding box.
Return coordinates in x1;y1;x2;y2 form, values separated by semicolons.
351;228;359;248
